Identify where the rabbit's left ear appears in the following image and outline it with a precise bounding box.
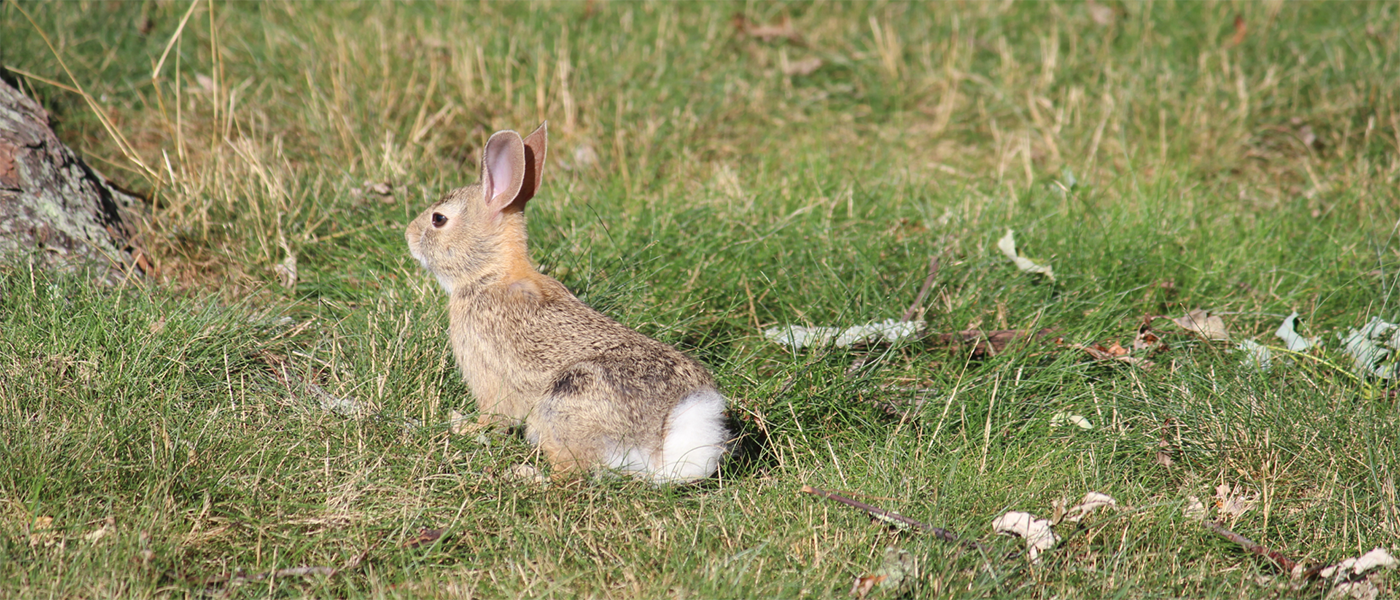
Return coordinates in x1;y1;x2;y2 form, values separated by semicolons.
481;130;526;213
512;122;548;210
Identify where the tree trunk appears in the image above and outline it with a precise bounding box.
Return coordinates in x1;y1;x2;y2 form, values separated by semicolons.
0;73;142;284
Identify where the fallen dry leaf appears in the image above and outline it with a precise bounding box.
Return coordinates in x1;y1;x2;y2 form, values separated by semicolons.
28;516;57;547
1275;312;1318;352
1050;412;1093;430
850;574;886;598
1231;14;1247;46
448;409;475;436
1322;547;1398;580
84;517;116;544
1173;309;1230;341
997;229;1055;281
1133;327;1163;352
1337;317;1397;379
509;463;549;485
1075;342;1154;369
992;511;1058;563
1062;492;1117;523
782;56;823;77
352;180;396;205
402;527;445;549
733;13;804;44
1321;547;1397;600
849;547;915;598
1086;0;1116;25
1214;483;1257;521
1154;450;1175;468
1238;339;1272;370
1183;496;1208;522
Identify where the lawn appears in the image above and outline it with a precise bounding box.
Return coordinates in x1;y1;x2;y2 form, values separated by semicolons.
2;1;1399;597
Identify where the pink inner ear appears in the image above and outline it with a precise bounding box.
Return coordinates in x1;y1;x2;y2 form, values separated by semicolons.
487;146;517;203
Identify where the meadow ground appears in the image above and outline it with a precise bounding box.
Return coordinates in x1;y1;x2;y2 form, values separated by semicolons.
2;1;1400;598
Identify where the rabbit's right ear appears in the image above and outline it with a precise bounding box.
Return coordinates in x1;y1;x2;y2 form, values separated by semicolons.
481;130;527;213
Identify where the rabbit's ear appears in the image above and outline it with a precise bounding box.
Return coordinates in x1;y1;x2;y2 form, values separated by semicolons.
513;122;547;208
481;130;526;213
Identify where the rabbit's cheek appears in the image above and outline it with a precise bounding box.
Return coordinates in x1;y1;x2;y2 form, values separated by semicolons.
434;273;455;295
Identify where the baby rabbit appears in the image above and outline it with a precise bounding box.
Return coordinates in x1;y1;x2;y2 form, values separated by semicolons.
406;123;729;483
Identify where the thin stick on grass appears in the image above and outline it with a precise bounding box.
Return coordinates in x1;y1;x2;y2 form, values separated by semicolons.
193;547;371;586
801;485;982;549
1203;519;1319;578
900;256;941;322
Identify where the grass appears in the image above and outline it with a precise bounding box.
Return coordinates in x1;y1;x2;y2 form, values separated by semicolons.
2;1;1400;597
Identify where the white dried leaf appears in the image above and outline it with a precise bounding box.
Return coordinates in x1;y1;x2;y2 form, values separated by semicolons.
992;511;1058;563
1213;483;1256;520
1050;412;1093;430
448;409;473;436
764;320;924;350
1237;339;1272;370
1320;548;1398;580
509;463;549;485
997;229;1055;281
1173;309;1229;340
1275;312;1318;352
782;56;823;76
83;524;112;543
1338;317;1399;379
275;251;298;289
308;382;364;417
1327;579;1381;600
1062;492;1117;523
1183;496;1207;522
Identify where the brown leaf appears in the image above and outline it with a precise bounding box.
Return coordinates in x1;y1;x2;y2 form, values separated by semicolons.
1172;309;1230;340
403;527;445;549
850;574;887;598
1075;343;1154;369
1231;14;1247;46
1153;451;1175;468
1132;327;1162;352
28;516;57;547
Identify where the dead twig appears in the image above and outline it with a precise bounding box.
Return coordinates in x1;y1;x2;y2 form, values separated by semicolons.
801;485;983;550
900;256;940;322
1203;519;1321;578
192;546;370;587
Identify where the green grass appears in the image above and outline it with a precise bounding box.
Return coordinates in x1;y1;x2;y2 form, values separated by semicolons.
3;1;1400;597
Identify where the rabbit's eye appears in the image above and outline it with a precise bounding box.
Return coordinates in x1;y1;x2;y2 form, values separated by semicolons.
431;213;447;228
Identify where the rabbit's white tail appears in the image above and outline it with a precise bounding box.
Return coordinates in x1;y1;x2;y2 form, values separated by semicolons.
652;389;729;483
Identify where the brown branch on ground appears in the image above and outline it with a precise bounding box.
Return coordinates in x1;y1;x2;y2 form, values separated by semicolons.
801;485;983;550
190;546;371;587
1203;519;1320;578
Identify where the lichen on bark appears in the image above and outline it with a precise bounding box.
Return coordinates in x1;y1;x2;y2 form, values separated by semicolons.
0;73;141;284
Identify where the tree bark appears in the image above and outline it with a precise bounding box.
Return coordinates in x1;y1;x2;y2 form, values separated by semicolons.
0;72;141;283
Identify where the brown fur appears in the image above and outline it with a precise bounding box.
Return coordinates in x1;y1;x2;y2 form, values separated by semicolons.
406;123;725;479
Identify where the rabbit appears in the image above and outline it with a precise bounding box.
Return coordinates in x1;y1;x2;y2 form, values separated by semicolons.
405;123;729;483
